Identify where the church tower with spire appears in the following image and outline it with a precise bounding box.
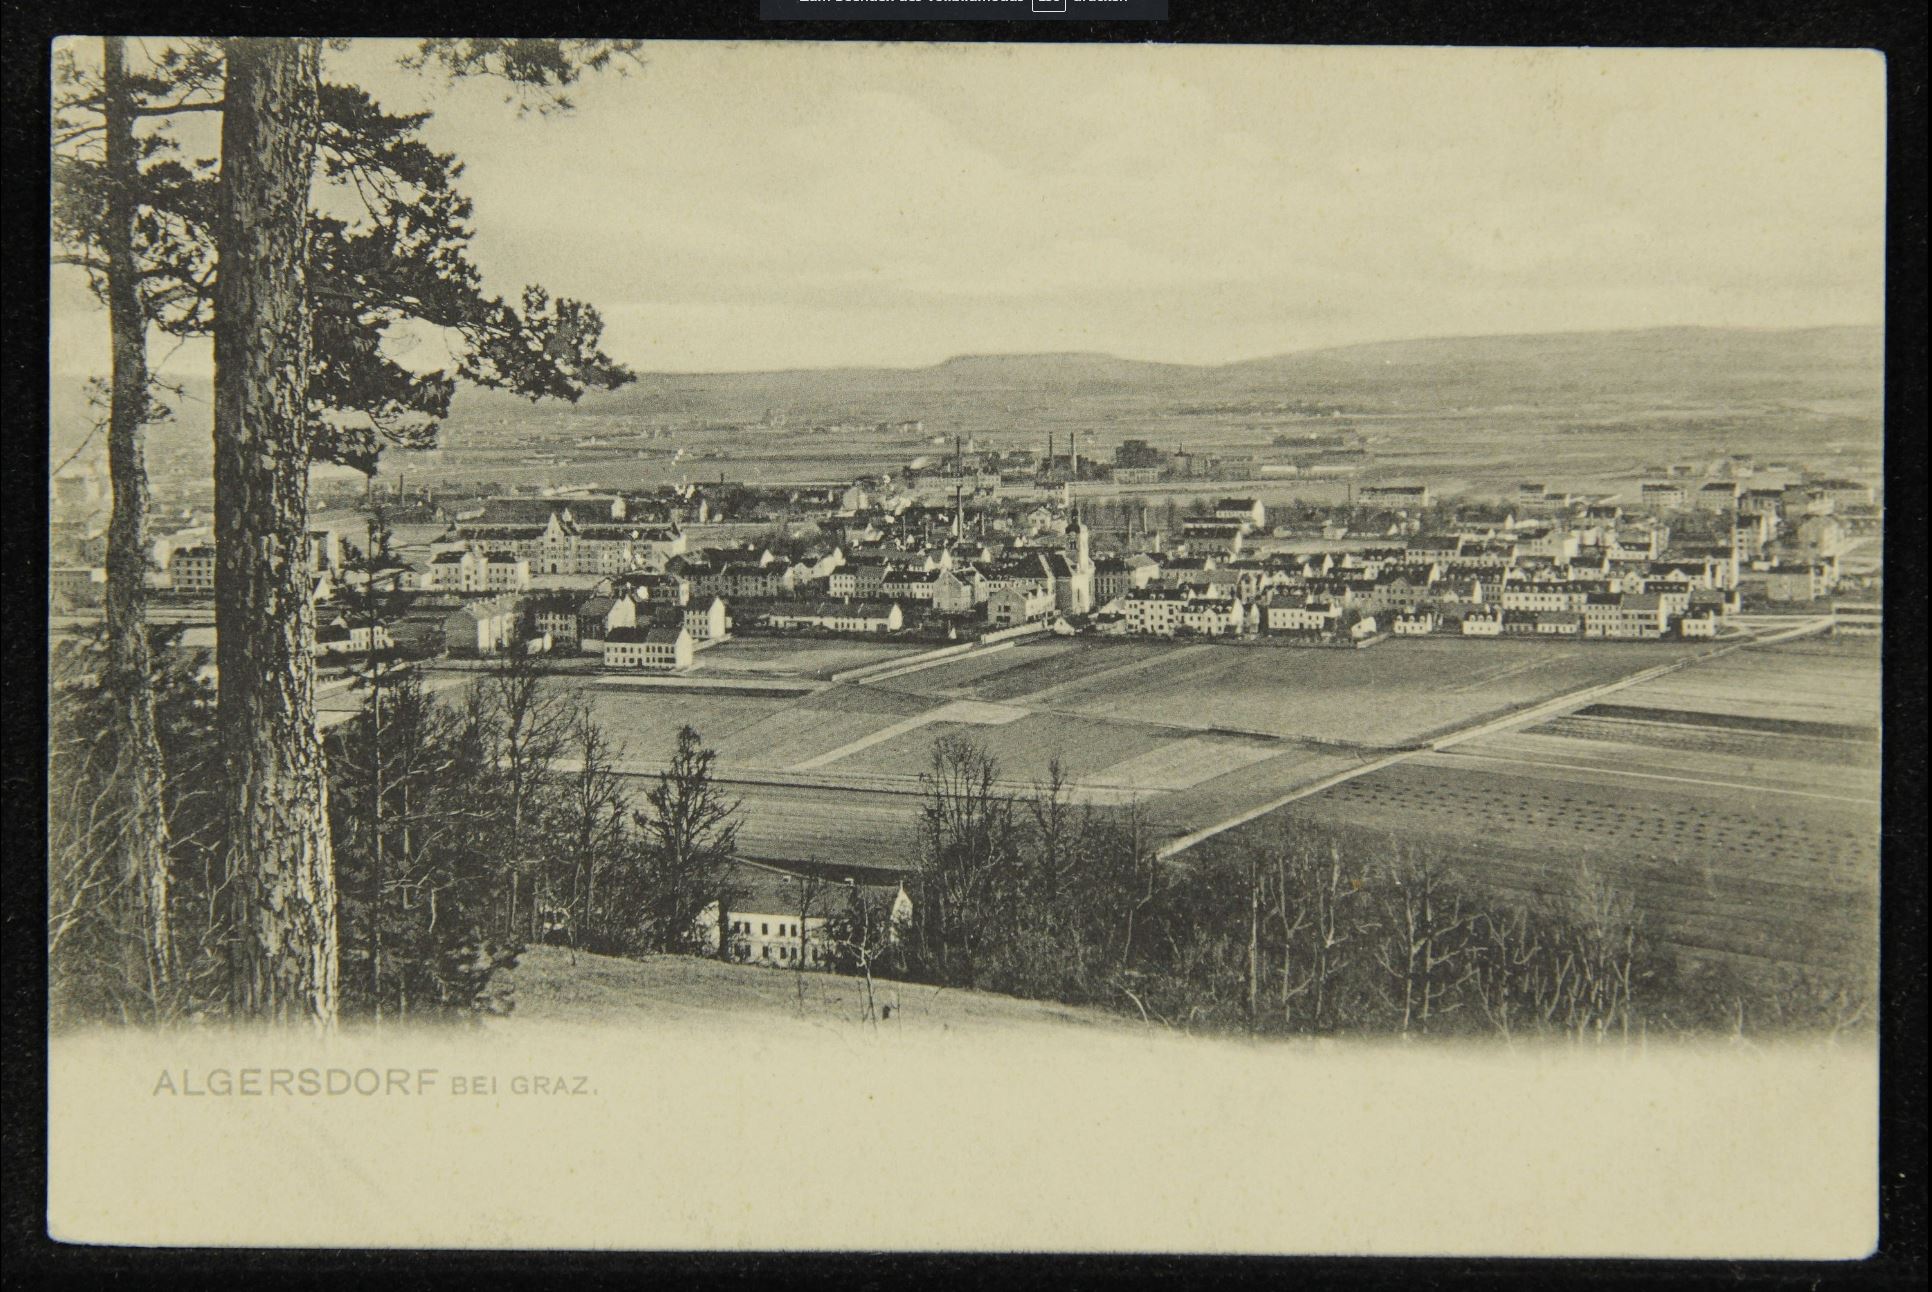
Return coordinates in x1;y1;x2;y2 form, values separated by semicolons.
1062;504;1095;613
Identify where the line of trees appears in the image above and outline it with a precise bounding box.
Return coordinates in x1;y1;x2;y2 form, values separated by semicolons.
871;734;1873;1041
51;584;751;1025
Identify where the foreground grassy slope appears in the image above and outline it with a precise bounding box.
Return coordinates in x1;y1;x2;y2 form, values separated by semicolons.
501;944;1140;1034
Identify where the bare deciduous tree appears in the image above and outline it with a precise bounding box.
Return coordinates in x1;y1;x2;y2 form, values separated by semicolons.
1371;847;1478;1036
634;725;740;954
482;648;572;940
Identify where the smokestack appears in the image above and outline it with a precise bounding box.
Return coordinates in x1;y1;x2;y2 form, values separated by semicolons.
1071;430;1079;480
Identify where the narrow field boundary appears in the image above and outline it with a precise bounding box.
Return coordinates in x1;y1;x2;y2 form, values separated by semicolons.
828;640;980;684
582;675;822;696
1006;642;1214;707
842;640;1013;686
1421;749;1881;807
787;698;1027;771
1574;703;1876;742
834;624;1054;686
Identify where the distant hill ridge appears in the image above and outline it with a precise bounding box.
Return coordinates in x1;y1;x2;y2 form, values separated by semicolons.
593;323;1883;408
50;324;1882;462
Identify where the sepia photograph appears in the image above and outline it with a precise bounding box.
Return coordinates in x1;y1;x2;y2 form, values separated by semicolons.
33;33;1904;1259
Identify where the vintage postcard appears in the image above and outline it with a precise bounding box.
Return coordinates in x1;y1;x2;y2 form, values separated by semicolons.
44;39;1884;1255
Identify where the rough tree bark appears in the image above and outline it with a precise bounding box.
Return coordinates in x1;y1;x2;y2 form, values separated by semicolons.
213;37;337;1024
102;36;174;1001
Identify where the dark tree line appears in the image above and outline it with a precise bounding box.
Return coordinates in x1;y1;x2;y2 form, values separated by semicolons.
52;592;747;1025
865;734;1873;1041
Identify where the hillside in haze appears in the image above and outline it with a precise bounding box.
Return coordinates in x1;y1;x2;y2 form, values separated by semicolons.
49;325;1884;472
465;324;1885;422
1220;326;1883;409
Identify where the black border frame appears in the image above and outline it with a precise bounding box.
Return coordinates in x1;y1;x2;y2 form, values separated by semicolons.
3;2;1924;1286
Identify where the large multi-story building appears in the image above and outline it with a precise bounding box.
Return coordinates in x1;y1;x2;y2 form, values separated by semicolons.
167;544;217;595
603;624;694;671
444;595;523;656
932;566;987;614
1581;591;1669;639
450;498;683;576
1639;482;1687;511
766;600;905;633
1361;484;1432;508
422;548;531;594
1180;596;1244;636
1264;596;1343;634
1091;554;1159;606
986;585;1054;627
1120;587;1189;636
1213;498;1267;530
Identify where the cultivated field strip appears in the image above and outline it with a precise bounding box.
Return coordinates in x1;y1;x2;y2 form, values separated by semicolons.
1277;764;1876;974
1305;759;1879;889
724;707;914;770
863;640;1085;699
822;712;1176;781
1080;732;1284;791
698;639;927;677
1145;748;1369;832
1437;731;1881;803
1538;714;1882;769
582;690;801;762
725;785;920;869
1606;641;1881;728
1040;640;1721;746
971;642;1204;704
789;699;1028;771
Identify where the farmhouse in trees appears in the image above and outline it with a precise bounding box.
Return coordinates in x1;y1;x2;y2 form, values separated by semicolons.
697;861;912;968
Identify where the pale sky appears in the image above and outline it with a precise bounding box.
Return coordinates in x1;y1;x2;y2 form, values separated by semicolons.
50;41;1887;376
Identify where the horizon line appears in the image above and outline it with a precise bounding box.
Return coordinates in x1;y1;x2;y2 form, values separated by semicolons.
614;320;1884;380
46;319;1885;385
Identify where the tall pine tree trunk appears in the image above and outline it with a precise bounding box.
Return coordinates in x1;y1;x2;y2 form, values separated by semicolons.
368;668;385;1019
102;36;173;1004
213;37;336;1024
